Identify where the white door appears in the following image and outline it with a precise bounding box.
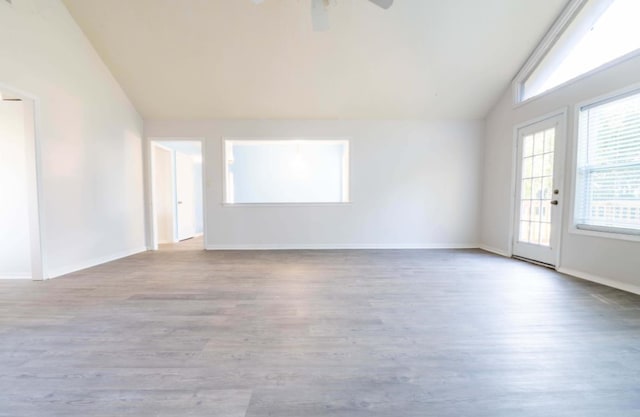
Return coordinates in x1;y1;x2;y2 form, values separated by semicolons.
175;152;196;241
513;114;565;266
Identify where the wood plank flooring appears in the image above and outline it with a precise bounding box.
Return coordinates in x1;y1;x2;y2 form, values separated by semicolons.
1;245;640;416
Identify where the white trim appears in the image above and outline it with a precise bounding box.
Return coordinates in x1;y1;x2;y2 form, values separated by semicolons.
225;138;349;146
557;267;640;296
47;246;147;279
221;202;353;208
0;274;32;280
205;243;480;251
568;225;640;243
513;255;555;269
572;81;640;119
478;245;511;257
512;107;569;132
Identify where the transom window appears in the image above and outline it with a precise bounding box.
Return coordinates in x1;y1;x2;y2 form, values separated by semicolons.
518;0;640;102
574;89;640;235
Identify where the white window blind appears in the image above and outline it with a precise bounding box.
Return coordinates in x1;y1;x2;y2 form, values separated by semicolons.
575;90;640;234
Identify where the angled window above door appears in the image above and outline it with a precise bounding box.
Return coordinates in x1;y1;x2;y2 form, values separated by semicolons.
515;0;640;102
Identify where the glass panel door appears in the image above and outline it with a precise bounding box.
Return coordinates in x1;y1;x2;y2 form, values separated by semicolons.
513;114;565;266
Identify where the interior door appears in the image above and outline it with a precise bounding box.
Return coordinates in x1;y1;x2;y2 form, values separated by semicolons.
175;152;196;241
0;101;31;278
513;114;565;266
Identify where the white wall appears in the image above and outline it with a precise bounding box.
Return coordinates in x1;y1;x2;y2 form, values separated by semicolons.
481;54;640;291
0;0;146;278
0;101;31;278
146;120;484;249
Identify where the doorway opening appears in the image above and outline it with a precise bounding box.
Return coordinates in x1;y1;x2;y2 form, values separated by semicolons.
150;139;204;251
0;87;43;279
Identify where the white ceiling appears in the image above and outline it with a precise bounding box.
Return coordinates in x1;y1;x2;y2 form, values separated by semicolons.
62;0;568;120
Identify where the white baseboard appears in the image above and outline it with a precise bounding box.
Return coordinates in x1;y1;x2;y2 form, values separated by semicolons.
47;246;148;279
557;267;640;296
478;244;511;257
205;243;480;250
0;274;31;280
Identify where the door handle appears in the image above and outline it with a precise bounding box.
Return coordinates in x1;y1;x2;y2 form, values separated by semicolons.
550;200;559;205
177;201;183;205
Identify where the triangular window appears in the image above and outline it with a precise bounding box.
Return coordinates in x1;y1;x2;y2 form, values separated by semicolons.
517;0;640;102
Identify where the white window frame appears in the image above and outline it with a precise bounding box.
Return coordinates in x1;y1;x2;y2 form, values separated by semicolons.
568;83;640;243
513;0;640;105
221;137;352;207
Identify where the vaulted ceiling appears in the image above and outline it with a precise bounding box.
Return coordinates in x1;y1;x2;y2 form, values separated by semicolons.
62;0;568;120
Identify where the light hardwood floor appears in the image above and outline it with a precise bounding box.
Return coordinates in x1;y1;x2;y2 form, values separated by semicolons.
1;244;640;416
158;236;204;251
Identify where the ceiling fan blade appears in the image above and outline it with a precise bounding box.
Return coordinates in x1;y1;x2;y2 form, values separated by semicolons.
311;0;330;31
368;0;394;9
0;91;21;101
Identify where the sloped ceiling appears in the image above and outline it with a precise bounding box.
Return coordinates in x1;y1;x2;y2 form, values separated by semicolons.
62;0;568;120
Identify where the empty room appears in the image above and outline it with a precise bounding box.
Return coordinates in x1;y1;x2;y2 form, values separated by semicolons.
1;0;640;415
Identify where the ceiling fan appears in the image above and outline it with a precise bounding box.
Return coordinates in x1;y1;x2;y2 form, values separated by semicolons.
251;0;394;32
0;92;21;102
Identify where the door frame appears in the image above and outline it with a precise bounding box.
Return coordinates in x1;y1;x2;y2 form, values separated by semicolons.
0;83;45;280
146;137;206;250
509;108;568;268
